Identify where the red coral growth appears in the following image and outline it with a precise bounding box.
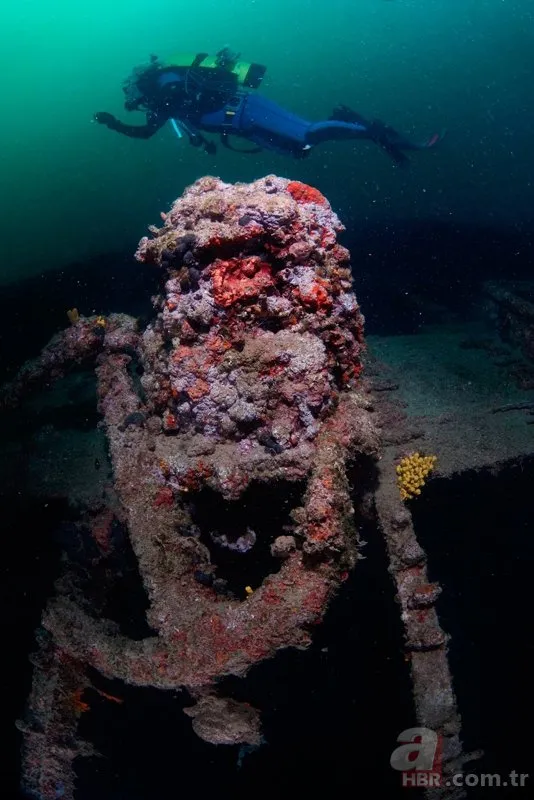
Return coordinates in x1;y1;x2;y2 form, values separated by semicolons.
94;688;124;705
295;277;333;311
179;320;197;342
153;486;174;508
211;256;274;308
163;411;179;432
70;688;90;715
178;460;215;492
90;509;115;556
186;379;210;402
205;333;233;356
287;181;327;206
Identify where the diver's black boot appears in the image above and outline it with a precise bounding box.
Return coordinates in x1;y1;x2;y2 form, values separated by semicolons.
330;106;411;165
363;119;411;166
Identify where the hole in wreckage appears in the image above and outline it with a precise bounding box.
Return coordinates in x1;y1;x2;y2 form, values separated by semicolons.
55;514;155;641
188;479;306;599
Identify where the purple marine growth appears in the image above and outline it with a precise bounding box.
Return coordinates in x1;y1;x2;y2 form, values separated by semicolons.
3;175;464;799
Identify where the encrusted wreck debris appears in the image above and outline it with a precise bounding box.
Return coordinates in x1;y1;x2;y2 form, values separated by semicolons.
2;176;468;798
484;280;534;363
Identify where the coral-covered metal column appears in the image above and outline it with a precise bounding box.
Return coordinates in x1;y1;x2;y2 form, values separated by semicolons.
8;175;385;800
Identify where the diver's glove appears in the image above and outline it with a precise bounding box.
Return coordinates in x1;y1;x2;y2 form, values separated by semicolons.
94;112;119;130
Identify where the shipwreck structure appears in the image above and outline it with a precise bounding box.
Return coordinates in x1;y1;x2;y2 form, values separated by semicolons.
2;176;485;799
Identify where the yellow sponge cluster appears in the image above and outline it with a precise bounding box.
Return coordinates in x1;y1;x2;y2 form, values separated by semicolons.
396;452;437;501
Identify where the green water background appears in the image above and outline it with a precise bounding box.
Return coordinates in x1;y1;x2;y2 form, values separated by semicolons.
0;0;532;284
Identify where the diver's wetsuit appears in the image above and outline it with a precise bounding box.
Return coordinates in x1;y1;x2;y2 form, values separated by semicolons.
95;65;440;165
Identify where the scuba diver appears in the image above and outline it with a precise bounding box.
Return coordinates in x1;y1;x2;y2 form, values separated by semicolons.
94;48;443;166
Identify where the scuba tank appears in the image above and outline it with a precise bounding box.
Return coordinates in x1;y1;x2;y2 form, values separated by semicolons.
165;48;266;89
